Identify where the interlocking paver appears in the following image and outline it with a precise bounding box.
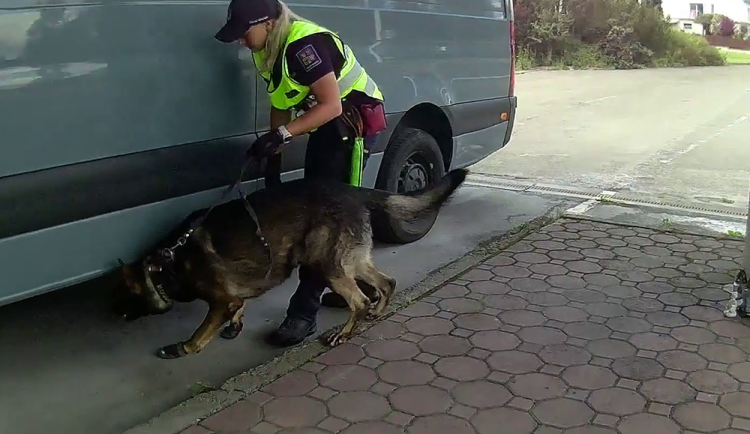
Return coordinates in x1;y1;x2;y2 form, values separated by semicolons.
364;339;419;361
620;413;681;434
472;407;536;434
200;400;262;433
263;397;327;428
469;330;520;351
673;401;732;432
699;343;746;364
265;370;319;397
318;365;377;391
533;398;594;428
728;362;750;382
328;391;390;422
341;421;402;434
419;335;472;356
453;380;512;407
640;377;696;404
561;365;617;390
517;326;566;345
508;372;567;399
408;414;475;434
687;370;740;394
587;338;636;358
588;387;646;415
378;360;435;386
178;219;750;434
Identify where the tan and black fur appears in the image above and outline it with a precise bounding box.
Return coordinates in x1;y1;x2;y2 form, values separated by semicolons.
114;168;468;359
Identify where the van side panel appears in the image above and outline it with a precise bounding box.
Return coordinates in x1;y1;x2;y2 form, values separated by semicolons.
0;0;513;306
0;2;256;178
0;1;258;305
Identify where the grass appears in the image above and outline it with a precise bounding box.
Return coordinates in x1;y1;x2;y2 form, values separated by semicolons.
723;50;750;65
727;230;745;239
189;382;217;395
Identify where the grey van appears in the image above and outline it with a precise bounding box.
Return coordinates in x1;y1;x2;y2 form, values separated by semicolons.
0;0;517;307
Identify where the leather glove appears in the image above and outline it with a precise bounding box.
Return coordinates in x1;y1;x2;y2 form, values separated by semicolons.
248;130;285;158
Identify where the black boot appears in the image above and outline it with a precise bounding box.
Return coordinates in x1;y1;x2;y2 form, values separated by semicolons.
267;266;325;347
265;315;317;347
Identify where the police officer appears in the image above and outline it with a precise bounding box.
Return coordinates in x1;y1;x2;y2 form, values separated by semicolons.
215;0;387;347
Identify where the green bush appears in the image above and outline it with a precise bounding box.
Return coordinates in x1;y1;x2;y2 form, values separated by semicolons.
559;43;613;69
515;47;537;70
599;25;654;68
654;29;725;66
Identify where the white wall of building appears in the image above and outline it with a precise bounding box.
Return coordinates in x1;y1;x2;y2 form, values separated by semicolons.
662;0;750;28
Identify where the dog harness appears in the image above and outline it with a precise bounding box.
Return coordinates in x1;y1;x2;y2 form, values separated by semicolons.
156;156;273;279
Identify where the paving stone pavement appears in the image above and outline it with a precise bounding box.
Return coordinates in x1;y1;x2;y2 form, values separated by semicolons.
181;218;750;434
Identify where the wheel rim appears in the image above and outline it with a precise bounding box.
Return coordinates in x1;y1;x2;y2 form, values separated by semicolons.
397;153;431;193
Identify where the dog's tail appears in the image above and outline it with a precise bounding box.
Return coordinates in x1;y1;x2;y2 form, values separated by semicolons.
366;168;468;220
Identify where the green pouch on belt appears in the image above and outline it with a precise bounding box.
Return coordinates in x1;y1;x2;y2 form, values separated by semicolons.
349;137;365;187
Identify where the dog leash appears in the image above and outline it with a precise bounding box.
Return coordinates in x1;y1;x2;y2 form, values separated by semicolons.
159;155;270;264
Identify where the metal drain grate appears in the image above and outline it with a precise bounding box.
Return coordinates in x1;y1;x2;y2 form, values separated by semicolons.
610;196;748;217
466;174;748;219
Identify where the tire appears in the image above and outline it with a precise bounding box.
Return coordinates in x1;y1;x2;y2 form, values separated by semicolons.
372;127;446;244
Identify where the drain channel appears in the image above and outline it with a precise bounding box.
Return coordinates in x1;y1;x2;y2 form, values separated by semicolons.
466;174;748;219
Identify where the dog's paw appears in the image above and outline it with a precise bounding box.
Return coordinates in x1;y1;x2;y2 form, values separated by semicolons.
220;322;243;340
156;343;189;359
325;332;348;347
319;326;346;347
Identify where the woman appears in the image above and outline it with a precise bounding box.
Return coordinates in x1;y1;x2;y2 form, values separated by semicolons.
215;0;387;347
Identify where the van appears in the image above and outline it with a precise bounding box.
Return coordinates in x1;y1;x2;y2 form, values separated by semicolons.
0;0;517;307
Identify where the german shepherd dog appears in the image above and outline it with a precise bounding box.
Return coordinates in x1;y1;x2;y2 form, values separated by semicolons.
114;168;468;359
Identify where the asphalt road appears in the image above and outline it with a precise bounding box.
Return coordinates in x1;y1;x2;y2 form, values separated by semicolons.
0;186;575;434
473;66;750;210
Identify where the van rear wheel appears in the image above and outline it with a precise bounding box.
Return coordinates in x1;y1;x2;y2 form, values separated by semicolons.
372;127;446;244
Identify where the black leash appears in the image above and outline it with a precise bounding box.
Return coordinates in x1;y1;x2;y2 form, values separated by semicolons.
158;156;271;265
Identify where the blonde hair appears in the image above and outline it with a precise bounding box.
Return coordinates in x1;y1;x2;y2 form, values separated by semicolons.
260;1;308;73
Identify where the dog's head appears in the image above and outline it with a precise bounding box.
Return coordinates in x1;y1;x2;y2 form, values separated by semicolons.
113;255;176;321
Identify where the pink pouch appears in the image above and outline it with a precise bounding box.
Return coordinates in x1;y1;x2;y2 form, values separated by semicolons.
358;103;387;136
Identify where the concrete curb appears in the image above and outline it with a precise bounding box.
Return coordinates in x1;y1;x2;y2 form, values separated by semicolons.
123;203;570;434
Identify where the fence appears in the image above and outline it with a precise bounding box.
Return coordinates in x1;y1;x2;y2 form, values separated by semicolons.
705;35;750;51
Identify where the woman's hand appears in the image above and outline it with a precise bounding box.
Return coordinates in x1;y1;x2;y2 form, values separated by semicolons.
248;130;285;158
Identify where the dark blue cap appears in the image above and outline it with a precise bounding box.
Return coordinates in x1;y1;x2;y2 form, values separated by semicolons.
215;0;281;43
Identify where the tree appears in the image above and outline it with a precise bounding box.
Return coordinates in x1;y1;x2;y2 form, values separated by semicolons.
718;16;736;37
694;13;714;35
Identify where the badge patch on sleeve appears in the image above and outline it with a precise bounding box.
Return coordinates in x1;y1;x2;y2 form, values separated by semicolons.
295;44;323;72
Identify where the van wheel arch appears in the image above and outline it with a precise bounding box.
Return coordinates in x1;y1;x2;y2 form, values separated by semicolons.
371;103;454;244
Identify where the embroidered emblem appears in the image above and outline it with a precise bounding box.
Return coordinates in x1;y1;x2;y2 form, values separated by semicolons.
295;44;322;72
